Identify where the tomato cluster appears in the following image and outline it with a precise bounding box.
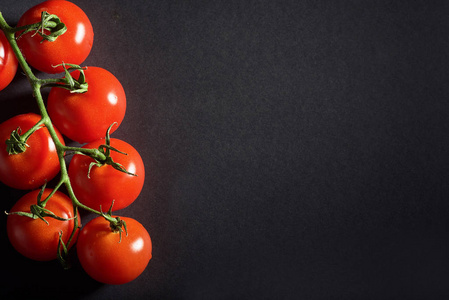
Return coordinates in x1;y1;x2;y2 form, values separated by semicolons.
0;1;152;285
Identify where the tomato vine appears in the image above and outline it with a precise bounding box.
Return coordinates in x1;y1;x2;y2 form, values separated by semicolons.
0;1;151;284
0;10;122;244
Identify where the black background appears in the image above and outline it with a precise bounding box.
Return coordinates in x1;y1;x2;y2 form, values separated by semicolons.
2;0;449;299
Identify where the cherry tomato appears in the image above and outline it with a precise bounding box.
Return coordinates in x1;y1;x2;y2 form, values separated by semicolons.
7;189;79;261
77;216;152;284
47;66;126;143
0;30;18;91
69;138;145;211
16;0;93;74
0;113;65;190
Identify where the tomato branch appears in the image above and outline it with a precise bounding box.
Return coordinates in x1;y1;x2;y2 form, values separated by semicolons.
0;4;150;280
0;13;127;226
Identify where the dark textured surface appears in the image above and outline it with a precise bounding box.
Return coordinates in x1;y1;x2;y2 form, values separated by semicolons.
2;1;449;299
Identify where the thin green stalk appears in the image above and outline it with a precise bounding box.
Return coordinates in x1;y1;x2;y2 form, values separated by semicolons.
63;145;107;161
39;179;64;206
21;117;44;139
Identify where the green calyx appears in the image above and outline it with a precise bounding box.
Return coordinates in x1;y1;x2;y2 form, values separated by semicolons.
5;119;45;155
30;204;70;225
5;127;29;154
17;11;67;43
58;63;88;93
110;216;128;243
5;185;71;225
101;201;128;243
41;63;89;93
87;123;137;178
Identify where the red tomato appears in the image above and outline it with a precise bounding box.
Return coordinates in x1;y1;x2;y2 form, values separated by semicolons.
69;138;145;211
7;189;79;261
77;216;152;284
0;30;18;91
0;113;65;190
47;66;126;143
16;0;93;73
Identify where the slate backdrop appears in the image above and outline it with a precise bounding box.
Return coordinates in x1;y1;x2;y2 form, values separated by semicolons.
2;0;449;299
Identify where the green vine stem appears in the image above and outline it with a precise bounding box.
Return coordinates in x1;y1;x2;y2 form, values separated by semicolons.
0;12;126;241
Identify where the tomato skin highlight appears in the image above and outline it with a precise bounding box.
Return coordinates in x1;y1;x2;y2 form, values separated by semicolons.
69;138;145;211
7;189;79;261
16;0;93;74
47;66;126;143
77;216;152;284
0;30;18;92
0;113;65;190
